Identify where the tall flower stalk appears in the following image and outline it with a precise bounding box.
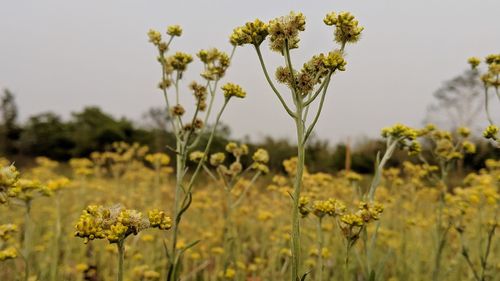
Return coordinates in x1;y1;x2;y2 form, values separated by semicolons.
230;11;363;281
200;144;269;278
147;26;246;281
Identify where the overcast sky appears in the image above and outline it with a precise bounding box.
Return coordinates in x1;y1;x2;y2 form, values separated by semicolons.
1;0;499;143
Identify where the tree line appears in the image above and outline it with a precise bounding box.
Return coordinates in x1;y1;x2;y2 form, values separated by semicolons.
0;89;497;174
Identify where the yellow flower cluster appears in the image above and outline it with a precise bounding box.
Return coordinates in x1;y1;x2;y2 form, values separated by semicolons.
168;52;193;72
75;205;171;244
209;152;226;167
323;50;347;71
483;125;498;141
167;25;182;37
189;81;208;111
147;29;162;46
338;202;384;243
225;142;248;158
268;11;306;52
467;57;481;69
0;165;20;204
9;179;49;202
69;158;93;176
420;126;476;161
189;151;206;162
197;48;230;81
0;224;18;262
132;265;161;280
341;202;384;228
45;177;71;194
470;53;500;88
0;247;17;261
381;123;417;141
148;209;172;230
0;224;17;240
323;12;364;44
251;148;270;173
145;152;171;167
381;123;420;155
312;198;346;218
230;19;269;47
276;50;346;96
221;83;246;99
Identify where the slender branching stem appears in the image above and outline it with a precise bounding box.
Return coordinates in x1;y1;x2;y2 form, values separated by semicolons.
316;218;324;281
484;87;494;125
185;99;229;195
367;138;400;201
304;71;332;107
231;171;261;208
304;74;332;143
254;45;296;118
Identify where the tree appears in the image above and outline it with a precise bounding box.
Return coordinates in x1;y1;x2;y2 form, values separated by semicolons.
424;70;483;130
69;107;139;156
19;112;75;160
0;89;21;155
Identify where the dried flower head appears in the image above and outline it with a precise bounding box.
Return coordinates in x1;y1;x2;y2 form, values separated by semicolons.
467;57;481;69
324;11;364;44
147;29;162;46
268;11;306;53
0;165;20;204
210;152;226;166
167;25;182;37
221;83;246;99
230;19;269;46
168;52;193;72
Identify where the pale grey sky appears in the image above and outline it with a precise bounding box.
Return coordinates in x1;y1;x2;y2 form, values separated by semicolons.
1;0;499;142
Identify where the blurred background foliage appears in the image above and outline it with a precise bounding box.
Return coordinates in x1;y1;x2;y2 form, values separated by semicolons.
0;74;498;174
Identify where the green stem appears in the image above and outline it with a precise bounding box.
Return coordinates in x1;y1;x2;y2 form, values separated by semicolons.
484;86;493;125
480;225;496;281
231;171;261;208
50;194;61;281
168;99;229;281
304;74;332;143
344;241;351;281
23;201;32;281
117;240;125;281
223;185;236;272
316;218;324;281
284;40;298;102
170;138;186;267
303;70;333;107
367;138;399;201
185;99;229;193
254;45;295;118
291;109;305;281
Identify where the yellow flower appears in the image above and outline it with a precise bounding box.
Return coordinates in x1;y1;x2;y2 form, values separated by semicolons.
167;25;182;37
252;148;269;163
148;209;172;230
221;83;246;99
189;151;205;162
230;19;268;46
268;11;306;52
467;57;481;69
483;125;498;140
0;247;17;261
325;11;364;44
168;52;193;72
147;29;162;45
210;153;225;166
